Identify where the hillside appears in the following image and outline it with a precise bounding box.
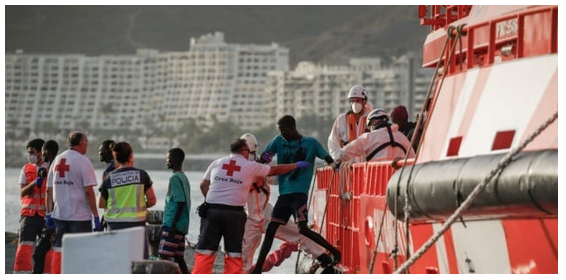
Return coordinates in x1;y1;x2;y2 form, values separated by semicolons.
5;5;429;67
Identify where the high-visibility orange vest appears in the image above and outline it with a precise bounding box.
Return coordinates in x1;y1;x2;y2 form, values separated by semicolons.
20;164;46;217
346;113;368;145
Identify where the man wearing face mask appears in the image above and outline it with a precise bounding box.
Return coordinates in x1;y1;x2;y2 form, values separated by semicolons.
327;85;373;163
192;138;309;274
14;138;47;273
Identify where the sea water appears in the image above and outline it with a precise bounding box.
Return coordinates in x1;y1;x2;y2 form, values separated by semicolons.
3;167;298;274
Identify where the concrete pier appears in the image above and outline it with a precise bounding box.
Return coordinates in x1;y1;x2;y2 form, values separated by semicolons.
5;231;225;274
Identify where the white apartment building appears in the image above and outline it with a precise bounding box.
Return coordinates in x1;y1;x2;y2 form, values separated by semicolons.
5;32;431;141
5;32;288;135
267;54;433;123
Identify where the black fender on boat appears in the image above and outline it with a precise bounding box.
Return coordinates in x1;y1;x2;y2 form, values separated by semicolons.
386;149;558;222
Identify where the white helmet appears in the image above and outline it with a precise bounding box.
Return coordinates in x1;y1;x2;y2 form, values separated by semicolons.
240;133;258;152
347;85;367;100
366;108;389;126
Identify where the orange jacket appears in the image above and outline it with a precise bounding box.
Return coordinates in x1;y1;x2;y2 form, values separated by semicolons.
20;164;46;217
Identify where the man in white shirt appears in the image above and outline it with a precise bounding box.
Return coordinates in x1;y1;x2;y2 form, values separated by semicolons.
46;131;100;274
192;138;310;274
339;109;415;163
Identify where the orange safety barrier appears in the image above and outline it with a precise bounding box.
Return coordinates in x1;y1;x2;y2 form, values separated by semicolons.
314;160;414;273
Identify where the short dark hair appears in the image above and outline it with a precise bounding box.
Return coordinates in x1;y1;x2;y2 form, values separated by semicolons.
230;138;248;153
68;131;85;147
27;138;45;152
277;115;296;129
43;140;59;155
112;142;133;164
168;148;185;167
101;139;115;150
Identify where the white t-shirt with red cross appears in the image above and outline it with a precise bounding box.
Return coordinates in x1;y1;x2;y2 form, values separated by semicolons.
203;153;270;206
46;149;98;221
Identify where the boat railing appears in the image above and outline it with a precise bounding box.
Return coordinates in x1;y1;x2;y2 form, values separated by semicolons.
418;5;472;31
421;5;558;74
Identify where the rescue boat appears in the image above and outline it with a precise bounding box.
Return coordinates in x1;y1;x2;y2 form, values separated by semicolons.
307;5;558;274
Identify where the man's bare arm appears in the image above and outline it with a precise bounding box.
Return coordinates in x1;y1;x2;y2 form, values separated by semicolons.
200;179;210;198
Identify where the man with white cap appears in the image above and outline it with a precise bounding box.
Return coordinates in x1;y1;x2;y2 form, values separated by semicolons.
239;133;334;273
328;85;373;163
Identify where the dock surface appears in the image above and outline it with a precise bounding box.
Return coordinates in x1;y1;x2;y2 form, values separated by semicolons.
5;231;225;274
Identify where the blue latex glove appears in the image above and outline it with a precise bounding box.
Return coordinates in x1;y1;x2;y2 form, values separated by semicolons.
93;216;101;232
260;152;273;164
34;177;44;188
45;214;55;230
296;161;310;169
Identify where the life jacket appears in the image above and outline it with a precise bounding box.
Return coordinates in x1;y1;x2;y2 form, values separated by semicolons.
345;112;368;146
20;164;46;217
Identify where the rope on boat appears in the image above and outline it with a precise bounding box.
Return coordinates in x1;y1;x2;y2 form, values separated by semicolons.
391;24;465;271
368;199;389;273
393;110;558;274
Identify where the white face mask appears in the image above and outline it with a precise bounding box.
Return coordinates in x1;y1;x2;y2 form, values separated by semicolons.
351;102;363;114
27;154;38;164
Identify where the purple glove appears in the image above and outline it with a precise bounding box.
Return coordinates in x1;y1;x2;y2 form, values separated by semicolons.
296;161;310;169
34;177;44;188
333;161;341;171
93;216;102;232
45;214;55;230
260;152;273;164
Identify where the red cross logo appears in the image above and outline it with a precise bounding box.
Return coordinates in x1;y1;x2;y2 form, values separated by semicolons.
222;160;241;176
55;158;70;177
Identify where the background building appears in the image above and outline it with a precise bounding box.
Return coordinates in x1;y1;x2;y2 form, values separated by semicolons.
5;32;432;146
5;32;289;135
267;53;433;123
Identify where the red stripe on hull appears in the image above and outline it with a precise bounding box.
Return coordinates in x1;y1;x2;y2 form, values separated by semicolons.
502;219;558;273
420;74;466;162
